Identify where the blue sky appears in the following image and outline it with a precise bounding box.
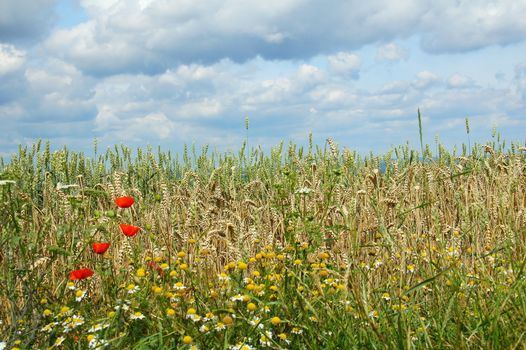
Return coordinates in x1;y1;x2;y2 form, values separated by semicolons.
1;0;526;157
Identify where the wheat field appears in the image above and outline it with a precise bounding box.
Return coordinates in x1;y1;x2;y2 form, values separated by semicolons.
1;136;525;349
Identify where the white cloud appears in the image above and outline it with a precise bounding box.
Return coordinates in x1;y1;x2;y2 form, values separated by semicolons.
131;112;174;139
376;43;408;62
36;1;526;77
327;52;361;78
413;71;440;89
420;0;526;53
0;44;25;75
447;73;475;89
296;64;324;85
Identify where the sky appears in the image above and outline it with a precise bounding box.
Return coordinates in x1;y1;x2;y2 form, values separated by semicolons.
1;0;526;158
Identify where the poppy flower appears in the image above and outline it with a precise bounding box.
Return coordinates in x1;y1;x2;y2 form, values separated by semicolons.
69;268;94;281
120;223;140;237
92;242;110;254
115;196;134;208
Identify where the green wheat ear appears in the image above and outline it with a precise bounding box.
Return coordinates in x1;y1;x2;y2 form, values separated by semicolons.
245;115;249;131
417;108;424;160
465;117;471;156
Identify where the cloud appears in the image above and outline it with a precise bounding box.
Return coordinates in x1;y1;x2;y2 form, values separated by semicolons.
0;0;56;44
39;0;526;77
327;52;361;78
447;73;475;89
95;110;175;141
420;0;526;53
412;71;440;89
2;1;526;156
0;44;27;104
376;43;409;62
0;44;25;75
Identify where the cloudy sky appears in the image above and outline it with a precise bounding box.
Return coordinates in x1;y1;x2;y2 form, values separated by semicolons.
1;0;526;157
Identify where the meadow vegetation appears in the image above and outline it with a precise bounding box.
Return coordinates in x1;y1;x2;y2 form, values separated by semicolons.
1;134;526;349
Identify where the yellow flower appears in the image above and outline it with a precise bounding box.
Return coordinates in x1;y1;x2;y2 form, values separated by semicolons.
43;309;52;316
271;316;281;326
178;251;186;258
182;335;193;344
169;270;178;277
278;333;287;340
188;239;196;244
247;303;257;311
252;270;260;277
237;261;248;270
222;315;234;325
317;252;329;260
40;298;47;305
293;259;302;265
136;268;146;277
166;308;176;317
87;334;95;342
152;286;162;294
179;263;188;270
187;308;197;315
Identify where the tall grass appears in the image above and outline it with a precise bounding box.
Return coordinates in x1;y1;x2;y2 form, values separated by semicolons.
0;136;526;349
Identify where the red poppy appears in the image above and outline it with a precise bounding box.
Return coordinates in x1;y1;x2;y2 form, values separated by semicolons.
120;223;140;237
115;196;134;208
69;268;94;280
92;242;110;254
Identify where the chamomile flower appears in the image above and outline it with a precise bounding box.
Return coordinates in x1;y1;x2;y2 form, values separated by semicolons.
291;327;303;334
88;322;109;332
53;336;65;347
259;331;273;347
231;294;244;301
127;284;139;294
75;289;87;302
215;322;226;331
174;282;186;290
41;322;58;333
130;311;145;320
203;312;217;322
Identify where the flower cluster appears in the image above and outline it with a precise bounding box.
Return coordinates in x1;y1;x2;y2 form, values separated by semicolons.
68;196;139;283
